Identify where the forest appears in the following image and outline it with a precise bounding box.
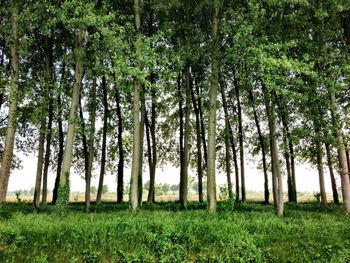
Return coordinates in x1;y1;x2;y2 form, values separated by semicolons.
0;0;350;262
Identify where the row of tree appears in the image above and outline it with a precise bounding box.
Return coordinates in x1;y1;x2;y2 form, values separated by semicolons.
0;0;349;216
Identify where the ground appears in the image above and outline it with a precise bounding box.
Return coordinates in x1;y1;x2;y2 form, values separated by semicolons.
0;201;349;262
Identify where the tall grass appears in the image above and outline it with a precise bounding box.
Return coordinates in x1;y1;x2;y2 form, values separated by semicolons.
0;202;349;262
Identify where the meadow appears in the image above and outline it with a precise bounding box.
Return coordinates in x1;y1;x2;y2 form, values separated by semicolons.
0;201;349;262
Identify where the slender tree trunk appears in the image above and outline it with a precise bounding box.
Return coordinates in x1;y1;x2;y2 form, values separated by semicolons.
96;77;108;205
270;98;284;216
325;142;340;205
264;86;283;216
42;96;52;205
145;111;154;202
248;90;269;204
147;84;157;203
56;33;84;207
234;77;245;202
289;141;297;202
130;0;142;212
0;1;19;201
314;124;327;207
52;63;65;204
115;88;124;204
178;73;185;201
191;75;203;203
42;36;54;206
138;88;145;206
79;97;89;181
220;81;234;199
180;67;191;209
330;93;350;212
194;78;207;168
207;5;220;213
226;95;240;202
33;117;46;209
84;79;96;211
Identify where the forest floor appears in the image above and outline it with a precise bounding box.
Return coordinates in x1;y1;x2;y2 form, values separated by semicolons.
0;201;349;262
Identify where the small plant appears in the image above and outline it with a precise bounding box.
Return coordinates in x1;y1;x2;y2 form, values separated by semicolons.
15;190;22;203
314;192;321;203
82;249;101;263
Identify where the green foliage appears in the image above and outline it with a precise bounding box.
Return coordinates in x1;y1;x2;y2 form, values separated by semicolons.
0;202;349;262
55;172;70;215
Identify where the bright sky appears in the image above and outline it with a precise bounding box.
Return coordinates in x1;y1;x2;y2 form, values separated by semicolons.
8;150;336;195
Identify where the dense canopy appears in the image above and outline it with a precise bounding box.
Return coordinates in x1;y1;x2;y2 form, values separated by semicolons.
0;0;350;217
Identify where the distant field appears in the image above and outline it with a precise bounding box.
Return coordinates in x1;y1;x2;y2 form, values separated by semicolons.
5;192;336;203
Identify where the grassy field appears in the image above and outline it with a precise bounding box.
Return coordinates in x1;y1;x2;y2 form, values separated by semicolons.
0;201;349;262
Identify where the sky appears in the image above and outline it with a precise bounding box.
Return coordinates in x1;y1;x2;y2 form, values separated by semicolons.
7;151;336;195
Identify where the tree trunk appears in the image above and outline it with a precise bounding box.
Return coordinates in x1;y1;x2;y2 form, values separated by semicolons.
180;67;191;209
207;5;220;213
226;95;240;202
314;124;327;207
325;143;340;205
264;86;283;216
52;63;66;204
129;0;142;212
138;89;145;206
84;79;96;211
115;88;124;204
289;141;297;202
0;1;19;201
42;36;54;206
145;110;154;202
220;80;234;200
33;117;46;209
79;97;89;183
248;90;269;204
146;82;157;203
191;74;203;203
330;93;350;212
96;77;108;205
194;78;207;168
234;77;245;202
178;73;184;201
56;33;84;208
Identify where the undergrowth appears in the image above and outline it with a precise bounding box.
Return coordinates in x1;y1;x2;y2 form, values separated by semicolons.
0;202;349;262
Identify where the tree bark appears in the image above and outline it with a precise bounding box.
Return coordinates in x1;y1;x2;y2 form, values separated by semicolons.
130;0;142;212
248;90;269;204
115;88;124;204
330;93;350;212
314;124;327;207
264;86;283;216
52;64;65;204
234;77;245;202
194;78;207;168
325;142;340;205
180;67;191;209
33;117;46;209
56;32;84;207
84;79;96;211
96;77;108;205
147;81;157;203
0;1;19;201
138;88;145;206
41;36;54;206
220;80;234;200
190;74;203;203
207;5;220;213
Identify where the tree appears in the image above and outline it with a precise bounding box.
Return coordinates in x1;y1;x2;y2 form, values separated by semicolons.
0;0;19;202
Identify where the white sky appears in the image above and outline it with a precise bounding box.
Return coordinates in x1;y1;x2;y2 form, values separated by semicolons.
8;151;336;195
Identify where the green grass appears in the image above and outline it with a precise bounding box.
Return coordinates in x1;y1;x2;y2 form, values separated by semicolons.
0;202;349;262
